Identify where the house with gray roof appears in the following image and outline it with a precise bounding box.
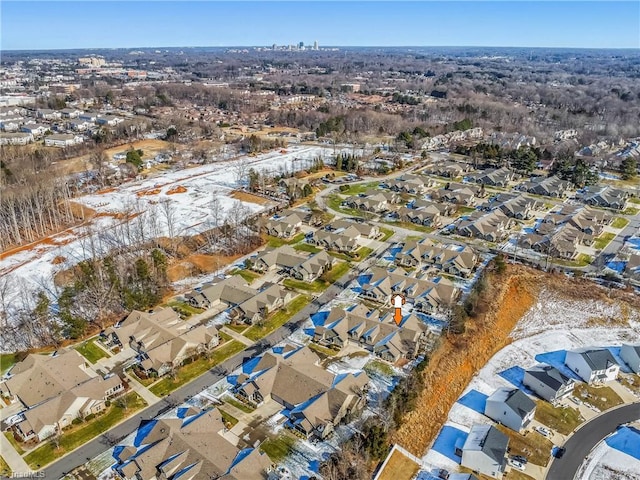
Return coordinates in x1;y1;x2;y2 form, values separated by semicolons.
290;250;334;282
461;424;508;479
484;387;536;432
263;212;303;238
112;408;271;480
522;176;573;197
583;186;629;211
565;347;620;384
456;209;514;242
228;283;295;325
252;245;307;273
523;364;576;404
620;344;640;374
471;167;516;188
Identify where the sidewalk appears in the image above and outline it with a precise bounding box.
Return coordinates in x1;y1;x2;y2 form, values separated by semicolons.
0;431;32;475
125;373;161;406
221;326;254;347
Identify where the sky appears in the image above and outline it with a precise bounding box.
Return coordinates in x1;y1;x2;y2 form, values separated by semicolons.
1;1;639;50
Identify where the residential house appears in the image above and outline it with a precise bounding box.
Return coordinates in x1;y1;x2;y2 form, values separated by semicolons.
480;193;541;220
359;266;458;315
263;212;303;238
583;186;629;211
328;218;380;239
186;275;256;309
620;344;640;374
308;229;359;253
382;174;437;195
96;115;122;126
13;375;123;442
233;345;369;440
312;305;429;362
343;190;399;213
44;133;84;147
0;132;33;145
396;206;442;228
36;108;62;120
21;124;49;137
625;253;640;280
228;283;294;325
60;107;84;118
290;251;334;282
456;210;514;242
522;176;573;197
279;177;310;199
565;348;620;384
395;239;478;277
252;245;307;273
0;117;24;131
471;167;516;188
79;112;98;122
435;182;482;206
68;119;94;131
104;308;219;376
523;365;576;404
424;161;471;178
484;387;536;432
112;408;271;480
461;424;508;479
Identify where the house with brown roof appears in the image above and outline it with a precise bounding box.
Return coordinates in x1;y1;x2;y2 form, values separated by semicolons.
104;308;219;376
308;229;359;253
252;245;307;273
289;251;334;282
113;408;271;480
328;218;380;239
434;182;483;206
343;190;400;213
228;283;295;325
312;305;430;362
395;239;479;277
358;267;458;315
263;212;303;238
456;209;515;242
522;176;573;197
470;167;517;188
382;173;438;194
0;349;125;443
13;375;124;442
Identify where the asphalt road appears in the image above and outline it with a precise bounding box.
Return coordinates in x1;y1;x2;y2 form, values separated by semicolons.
42;236;392;479
546;402;640;480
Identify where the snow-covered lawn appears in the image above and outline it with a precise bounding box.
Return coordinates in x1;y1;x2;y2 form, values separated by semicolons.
579;433;640;480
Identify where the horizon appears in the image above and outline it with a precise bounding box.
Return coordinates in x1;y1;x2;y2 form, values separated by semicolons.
1;1;639;51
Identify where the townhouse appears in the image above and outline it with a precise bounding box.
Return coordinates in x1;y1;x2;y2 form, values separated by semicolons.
263;212;303;238
583;186;629;211
395;238;479;277
434;182;483;206
521;175;573;197
456;209;515;242
470;167;517;188
0;132;33;145
44;133;84;147
343;189;400;213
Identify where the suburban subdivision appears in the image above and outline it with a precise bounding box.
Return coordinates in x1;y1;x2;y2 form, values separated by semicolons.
1;24;640;480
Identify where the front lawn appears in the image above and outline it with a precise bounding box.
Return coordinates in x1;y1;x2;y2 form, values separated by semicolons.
266;232;306;248
244;295;311;341
382;220;434;234
308;342;339;358
0;455;11;478
293;243;322;254
611;217;630;229
24;392;147;469
496;425;554;467
574;384;624;411
329;246;373;262
534;401;583;435
75;339;109;364
127;366;156;387
320;261;351;283
338;181;381;196
629;197;640;205
283;278;326;293
226;323;249;334
260;433;297;462
379;227;395;242
219;409;239;428
231;268;261;284
594;232;616;250
4;431;25;455
364;359;394;377
327;194;368;217
621;207;640;216
0;353;17;374
149;341;245;396
166;300;205;318
455;206;477;216
224;396;256;413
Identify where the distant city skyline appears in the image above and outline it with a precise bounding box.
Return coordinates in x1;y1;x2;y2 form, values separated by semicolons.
1;1;639;51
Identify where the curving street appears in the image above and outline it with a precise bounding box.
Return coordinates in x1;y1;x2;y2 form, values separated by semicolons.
546;402;640;480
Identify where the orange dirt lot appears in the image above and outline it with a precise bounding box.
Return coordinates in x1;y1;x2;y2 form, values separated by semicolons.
166;185;187;195
230;190;273;205
166;253;245;283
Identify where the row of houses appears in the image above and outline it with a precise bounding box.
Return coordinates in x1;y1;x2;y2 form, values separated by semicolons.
113;408;272;480
312;304;431;362
456;209;515;242
251;245;335;282
519;205;613;260
186;275;296;324
0;350;124;442
231;344;369;440
103;308;220;376
307;218;380;253
395;238;479;277
380;173;439;195
359;266;459;315
479;193;544;220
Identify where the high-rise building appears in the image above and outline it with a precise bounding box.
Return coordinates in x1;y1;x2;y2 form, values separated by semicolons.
314;40;319;50
298;41;304;49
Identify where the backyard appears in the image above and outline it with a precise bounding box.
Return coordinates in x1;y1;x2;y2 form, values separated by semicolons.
149;340;245;396
260;433;297;462
496;425;554;466
231;268;262;284
377;449;420;480
266;232;306;248
24;392;147;469
0;353;17;374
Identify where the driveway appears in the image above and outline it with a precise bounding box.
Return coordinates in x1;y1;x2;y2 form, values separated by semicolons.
546;402;640;480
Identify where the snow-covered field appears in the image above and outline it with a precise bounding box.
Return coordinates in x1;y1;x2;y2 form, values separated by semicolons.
0;145;342;318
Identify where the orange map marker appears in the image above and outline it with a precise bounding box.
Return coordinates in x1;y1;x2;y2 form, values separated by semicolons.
391;293;405;326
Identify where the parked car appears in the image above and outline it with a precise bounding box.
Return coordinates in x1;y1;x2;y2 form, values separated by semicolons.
508;458;526;471
569;396;582;405
534;425;552;437
553;447;566;459
512;455;528;465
